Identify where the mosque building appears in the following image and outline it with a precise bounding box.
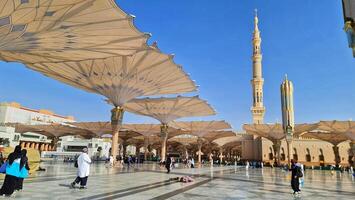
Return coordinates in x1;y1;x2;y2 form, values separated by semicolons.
243;12;352;167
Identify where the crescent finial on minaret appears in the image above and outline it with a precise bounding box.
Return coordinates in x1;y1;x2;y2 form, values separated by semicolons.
254;9;259;31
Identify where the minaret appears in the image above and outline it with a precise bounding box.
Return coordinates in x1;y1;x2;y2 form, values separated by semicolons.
251;9;265;124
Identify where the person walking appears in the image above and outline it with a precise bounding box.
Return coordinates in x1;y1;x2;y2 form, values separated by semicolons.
0;145;22;196
71;148;91;189
191;157;195;168
16;149;30;191
290;159;302;195
165;155;172;173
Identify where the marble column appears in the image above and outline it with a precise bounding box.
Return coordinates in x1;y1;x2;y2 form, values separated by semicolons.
35;143;39;150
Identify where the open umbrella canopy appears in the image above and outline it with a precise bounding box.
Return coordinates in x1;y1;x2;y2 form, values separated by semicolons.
124;96;216;124
68;121;111;136
299;121;355;145
0;0;149;63
27;45;197;106
68;122;141;139
6;122;95;139
243;123;317;142
169;120;232;136
121;124;185;138
169;136;198;146
121;124;164;136
202;130;236;143
212;135;248;147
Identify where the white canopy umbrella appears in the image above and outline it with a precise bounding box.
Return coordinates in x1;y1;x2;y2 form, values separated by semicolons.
0;0;149;63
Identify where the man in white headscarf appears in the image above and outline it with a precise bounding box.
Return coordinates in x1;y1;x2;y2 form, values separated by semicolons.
71;148;91;189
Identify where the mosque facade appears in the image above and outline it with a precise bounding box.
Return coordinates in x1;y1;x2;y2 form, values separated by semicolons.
244;13;352;167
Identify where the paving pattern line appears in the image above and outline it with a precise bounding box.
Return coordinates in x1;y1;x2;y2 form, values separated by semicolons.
78;167;233;200
149;178;214;200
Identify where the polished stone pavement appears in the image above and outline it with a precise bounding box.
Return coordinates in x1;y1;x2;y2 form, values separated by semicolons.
0;162;354;199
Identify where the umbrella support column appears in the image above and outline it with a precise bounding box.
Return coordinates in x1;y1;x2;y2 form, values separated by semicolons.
286;139;292;167
219;148;224;165
51;137;59;151
144;136;149;161
160;124;168;162
111;106;124;166
197;138;203;165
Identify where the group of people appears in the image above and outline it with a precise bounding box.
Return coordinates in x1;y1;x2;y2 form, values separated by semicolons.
0;145;30;197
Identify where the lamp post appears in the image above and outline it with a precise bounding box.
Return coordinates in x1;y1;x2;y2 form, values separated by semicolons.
281;75;295;166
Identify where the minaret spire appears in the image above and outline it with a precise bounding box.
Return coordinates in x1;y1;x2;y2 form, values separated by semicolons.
251;9;265;124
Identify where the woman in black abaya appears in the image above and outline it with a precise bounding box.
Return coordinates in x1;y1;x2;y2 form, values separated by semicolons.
0;145;22;196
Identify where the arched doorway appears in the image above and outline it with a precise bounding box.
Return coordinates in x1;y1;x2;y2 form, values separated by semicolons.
268;147;274;160
281;147;286;161
293;148;298;161
319;148;325;166
305;148;311;162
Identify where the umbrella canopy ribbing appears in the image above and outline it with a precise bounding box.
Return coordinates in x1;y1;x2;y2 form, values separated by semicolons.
68;122;141;139
169;120;232;136
299;121;354;145
68;121;111;137
7;123;95;139
202;131;236;143
27;46;196;106
25;45;197;163
122;124;187;138
212;135;247;147
124;96;215;124
243;123;317;142
0;0;149;63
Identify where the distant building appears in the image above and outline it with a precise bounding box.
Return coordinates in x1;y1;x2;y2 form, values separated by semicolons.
0;102;110;159
0;102;74;149
342;0;355;57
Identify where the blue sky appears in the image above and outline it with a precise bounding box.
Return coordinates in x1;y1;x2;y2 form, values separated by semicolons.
0;0;354;130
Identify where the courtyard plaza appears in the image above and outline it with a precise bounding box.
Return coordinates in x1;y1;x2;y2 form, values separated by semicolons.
0;162;353;200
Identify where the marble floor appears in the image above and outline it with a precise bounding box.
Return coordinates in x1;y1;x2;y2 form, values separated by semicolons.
0;162;353;199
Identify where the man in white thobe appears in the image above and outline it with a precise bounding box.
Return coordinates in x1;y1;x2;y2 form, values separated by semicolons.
71;148;91;189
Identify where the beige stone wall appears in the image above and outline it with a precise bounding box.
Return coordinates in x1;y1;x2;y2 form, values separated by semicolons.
260;138;351;166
